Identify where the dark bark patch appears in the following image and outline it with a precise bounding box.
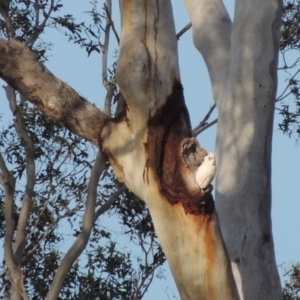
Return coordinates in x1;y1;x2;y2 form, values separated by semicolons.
146;80;214;215
263;232;271;243
234;257;240;264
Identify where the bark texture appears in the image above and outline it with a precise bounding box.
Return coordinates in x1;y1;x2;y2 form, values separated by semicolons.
101;1;239;299
0;39;110;146
184;0;283;299
0;1;258;299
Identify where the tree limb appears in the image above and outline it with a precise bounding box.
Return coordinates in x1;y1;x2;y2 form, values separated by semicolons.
102;0;114;116
176;22;192;40
94;184;127;222
104;0;120;44
3;87;36;266
0;152;26;300
3;86;34;299
46;152;106;300
192;103;216;135
194;118;218;136
0;0;15;40
24;202;83;259
0;39;111;146
5;267;29;300
26;0;55;47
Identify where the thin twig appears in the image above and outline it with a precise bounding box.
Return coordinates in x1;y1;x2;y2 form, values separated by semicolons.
278;57;300;70
278;51;300;70
104;1;120;44
135;237;160;300
194;119;218;136
25;204;81;259
276;69;300;102
94;185;127;222
26;0;55;47
192;104;216;135
177;23;192;40
26;200;49;241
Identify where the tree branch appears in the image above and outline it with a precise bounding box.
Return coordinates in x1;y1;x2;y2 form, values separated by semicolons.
134;237;158;300
94;184;127;222
5;267;29;300
176;22;192;40
194;118;218;136
2;85;34;299
192;103;216;135
0;152;16;276
104;0;120;44
0;39;111;146
46;152;106;300
0;152;26;300
276;68;300;102
0;0;15;40
3;86;36;268
103;0;114;116
26;199;49;242
24;202;82;259
26;0;55;47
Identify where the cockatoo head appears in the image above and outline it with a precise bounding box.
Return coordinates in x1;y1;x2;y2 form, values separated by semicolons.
204;153;216;166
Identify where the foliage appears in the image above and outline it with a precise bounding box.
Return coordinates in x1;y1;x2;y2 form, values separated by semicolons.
278;0;300;140
283;264;300;300
0;101;165;299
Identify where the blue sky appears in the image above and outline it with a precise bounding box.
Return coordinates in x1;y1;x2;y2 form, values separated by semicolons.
0;1;299;298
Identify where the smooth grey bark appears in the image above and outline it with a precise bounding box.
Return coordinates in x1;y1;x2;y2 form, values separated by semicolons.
215;1;283;299
184;0;283;299
1;87;35;300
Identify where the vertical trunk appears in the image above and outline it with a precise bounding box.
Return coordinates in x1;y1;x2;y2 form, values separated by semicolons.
215;1;283;299
101;1;239;299
184;0;283;299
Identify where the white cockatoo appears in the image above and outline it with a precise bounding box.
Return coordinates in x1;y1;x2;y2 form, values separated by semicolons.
195;153;216;191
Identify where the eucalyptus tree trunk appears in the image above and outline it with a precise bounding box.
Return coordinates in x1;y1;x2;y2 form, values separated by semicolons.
101;2;239;299
184;0;283;299
0;0;284;299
